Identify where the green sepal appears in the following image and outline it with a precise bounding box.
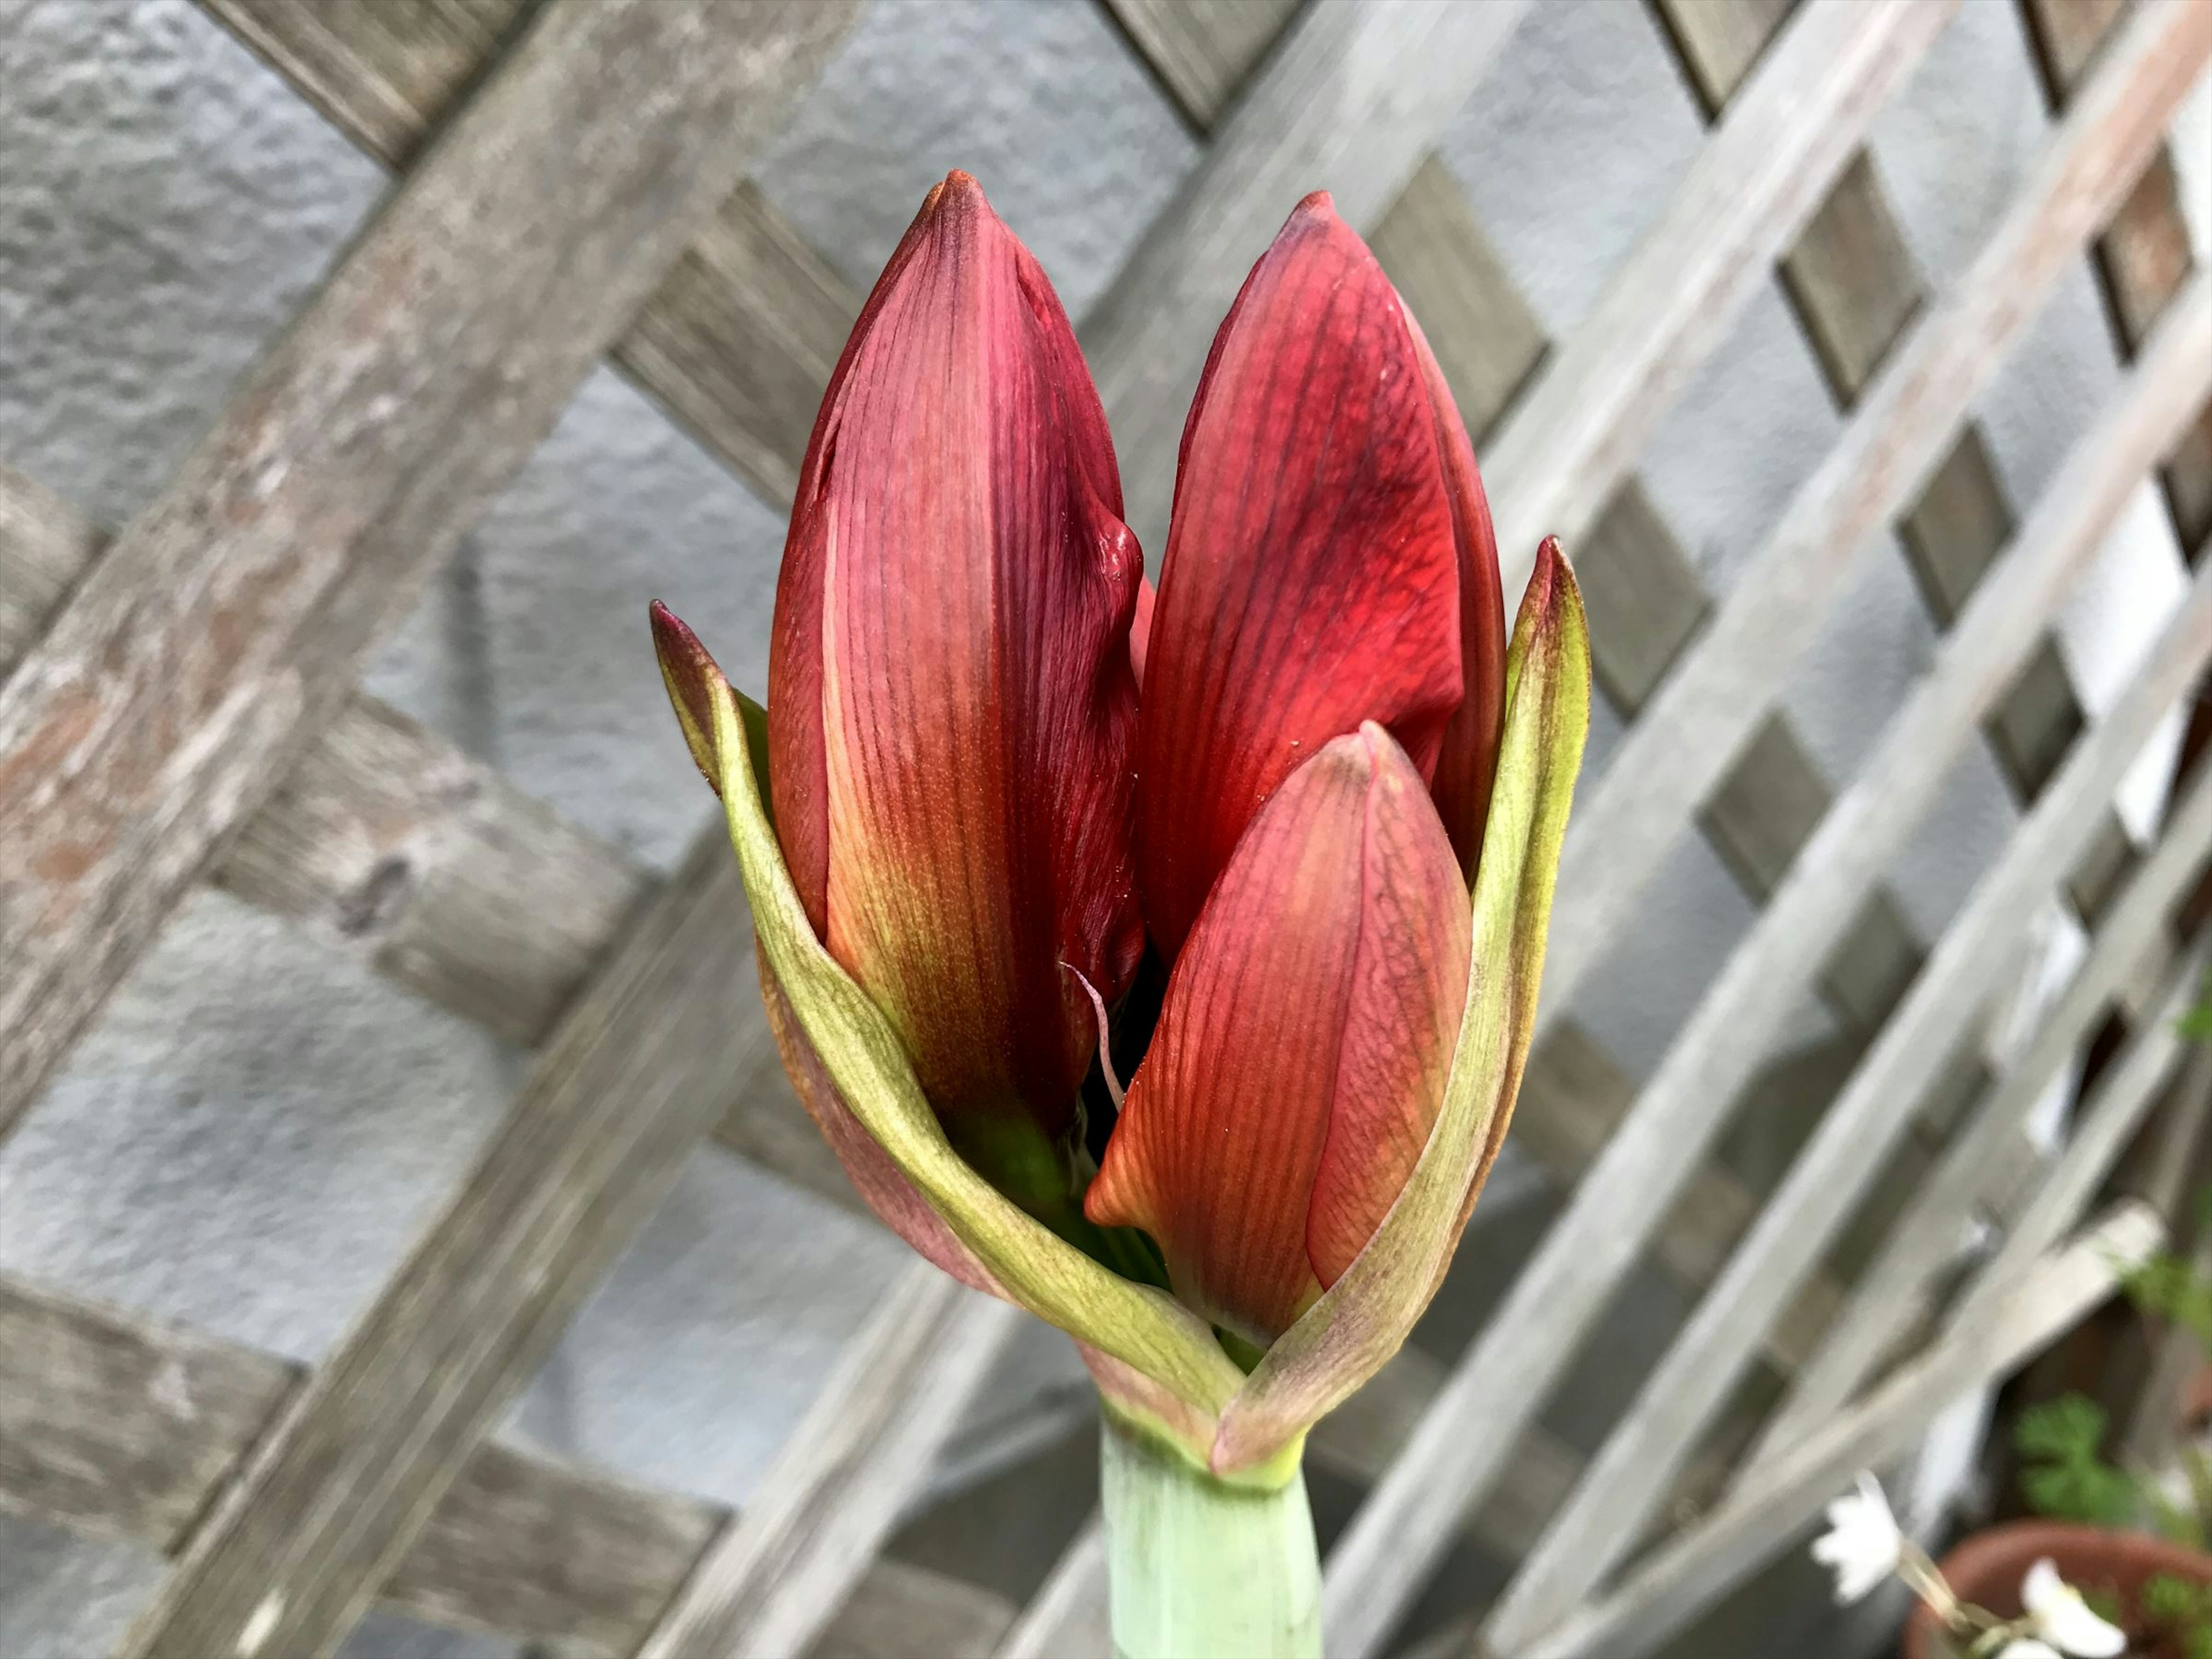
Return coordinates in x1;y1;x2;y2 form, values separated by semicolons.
652;609;1247;1423
1211;541;1592;1473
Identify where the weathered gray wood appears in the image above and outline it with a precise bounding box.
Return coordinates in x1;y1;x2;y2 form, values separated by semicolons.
1081;0;1531;552
1096;0;1297;130
1483;454;2212;1648
1759;754;2212;1454
993;1515;1109;1659
1980;952;2210;1310
1327;240;2212;1659
200;0;528;172
1506;1026;1843;1372
221;694;649;1045
1506;1202;2168;1659
1483;0;1960;588
0;466;97;680
813;1560;1016;1659
202;0;862;509
0;1279;291;1553
1539;995;2203;1659
1655;0;2144;855
2018;0;2212;549
1368;157;1551;444
1538;0;2211;1035
115;819;776;1654
0;0;856;1153
0;467;852;1199
0;1272;1011;1657
637;1271;1020;1659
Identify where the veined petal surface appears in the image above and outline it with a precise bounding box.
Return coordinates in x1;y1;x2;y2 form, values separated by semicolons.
1213;540;1589;1473
1088;724;1471;1346
1135;193;1466;958
766;172;1143;1196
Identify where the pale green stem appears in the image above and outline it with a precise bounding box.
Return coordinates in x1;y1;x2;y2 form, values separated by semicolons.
1099;1410;1321;1659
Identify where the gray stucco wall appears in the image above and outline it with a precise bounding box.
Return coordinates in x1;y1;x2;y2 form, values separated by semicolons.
1;1;2207;1652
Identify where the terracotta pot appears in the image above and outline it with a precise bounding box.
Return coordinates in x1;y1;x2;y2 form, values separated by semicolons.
1902;1520;2212;1659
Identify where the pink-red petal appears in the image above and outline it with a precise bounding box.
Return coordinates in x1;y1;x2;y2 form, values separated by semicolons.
1135;192;1465;959
766;173;1143;1191
1086;724;1471;1343
1407;311;1508;878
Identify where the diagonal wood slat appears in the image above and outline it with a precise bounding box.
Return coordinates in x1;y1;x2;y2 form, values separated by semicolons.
25;5;865;1642
1480;0;1960;591
635;1272;1019;1659
1099;0;1297;130
0;469;852;1200
2017;0;2212;554
1537;0;2212;1029
1487;570;2212;1645
1509;1200;2173;1659
202;0;862;509
1760;749;2212;1452
0;1272;1015;1656
1325;5;2212;1645
113;823;764;1654
2;0;2202;1652
1081;0;1531;553
0;0;854;1153
1525;949;2209;1659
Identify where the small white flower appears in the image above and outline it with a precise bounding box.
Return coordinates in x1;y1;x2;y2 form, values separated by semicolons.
2018;1558;2126;1657
1994;1642;2063;1659
1810;1471;1903;1604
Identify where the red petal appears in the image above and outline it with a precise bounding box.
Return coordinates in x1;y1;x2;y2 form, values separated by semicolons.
1407;312;1508;879
1136;192;1465;959
766;173;1144;1194
1087;725;1471;1343
1130;575;1155;691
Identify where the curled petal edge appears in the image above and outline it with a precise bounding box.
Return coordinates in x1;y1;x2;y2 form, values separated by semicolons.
651;606;1247;1450
1210;539;1590;1475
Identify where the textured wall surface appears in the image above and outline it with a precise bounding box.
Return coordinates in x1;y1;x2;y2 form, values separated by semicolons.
1;1;2208;1653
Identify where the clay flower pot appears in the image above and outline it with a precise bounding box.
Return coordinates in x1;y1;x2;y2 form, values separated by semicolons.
1903;1520;2212;1659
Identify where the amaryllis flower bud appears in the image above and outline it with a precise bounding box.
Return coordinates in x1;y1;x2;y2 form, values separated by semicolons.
760;171;1144;1219
653;172;1589;1491
1086;723;1472;1344
1135;192;1506;959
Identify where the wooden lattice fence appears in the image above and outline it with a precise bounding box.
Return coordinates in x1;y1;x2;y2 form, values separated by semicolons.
2;0;2210;1654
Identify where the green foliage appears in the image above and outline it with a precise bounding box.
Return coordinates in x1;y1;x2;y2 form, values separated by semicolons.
2139;1570;2212;1658
2177;974;2212;1041
2016;1396;2141;1529
2145;1571;2202;1623
2122;1243;2212;1352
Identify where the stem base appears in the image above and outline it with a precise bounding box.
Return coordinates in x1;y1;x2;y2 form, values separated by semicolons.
1099;1410;1321;1658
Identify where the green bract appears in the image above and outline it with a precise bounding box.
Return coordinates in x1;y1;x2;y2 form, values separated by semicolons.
652;545;1589;1479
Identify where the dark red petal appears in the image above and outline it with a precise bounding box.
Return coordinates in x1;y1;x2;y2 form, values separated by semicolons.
767;172;1143;1196
1130;575;1154;690
1407;311;1508;880
1137;193;1464;959
1087;725;1471;1343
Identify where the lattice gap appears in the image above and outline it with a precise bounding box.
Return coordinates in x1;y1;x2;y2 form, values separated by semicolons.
0;0;2207;1655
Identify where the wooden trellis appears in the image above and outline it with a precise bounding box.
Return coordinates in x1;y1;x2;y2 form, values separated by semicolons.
2;0;2210;1655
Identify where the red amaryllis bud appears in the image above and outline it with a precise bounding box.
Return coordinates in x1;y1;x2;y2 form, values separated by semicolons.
1086;723;1473;1344
1134;192;1505;960
766;171;1145;1213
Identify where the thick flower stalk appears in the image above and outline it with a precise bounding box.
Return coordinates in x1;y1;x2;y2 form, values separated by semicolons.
652;177;1590;1659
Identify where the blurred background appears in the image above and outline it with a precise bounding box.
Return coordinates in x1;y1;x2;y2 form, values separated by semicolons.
2;1;2210;1654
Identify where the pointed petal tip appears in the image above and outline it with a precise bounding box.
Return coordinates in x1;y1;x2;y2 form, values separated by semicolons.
1518;536;1585;641
922;168;993;228
649;600;731;797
